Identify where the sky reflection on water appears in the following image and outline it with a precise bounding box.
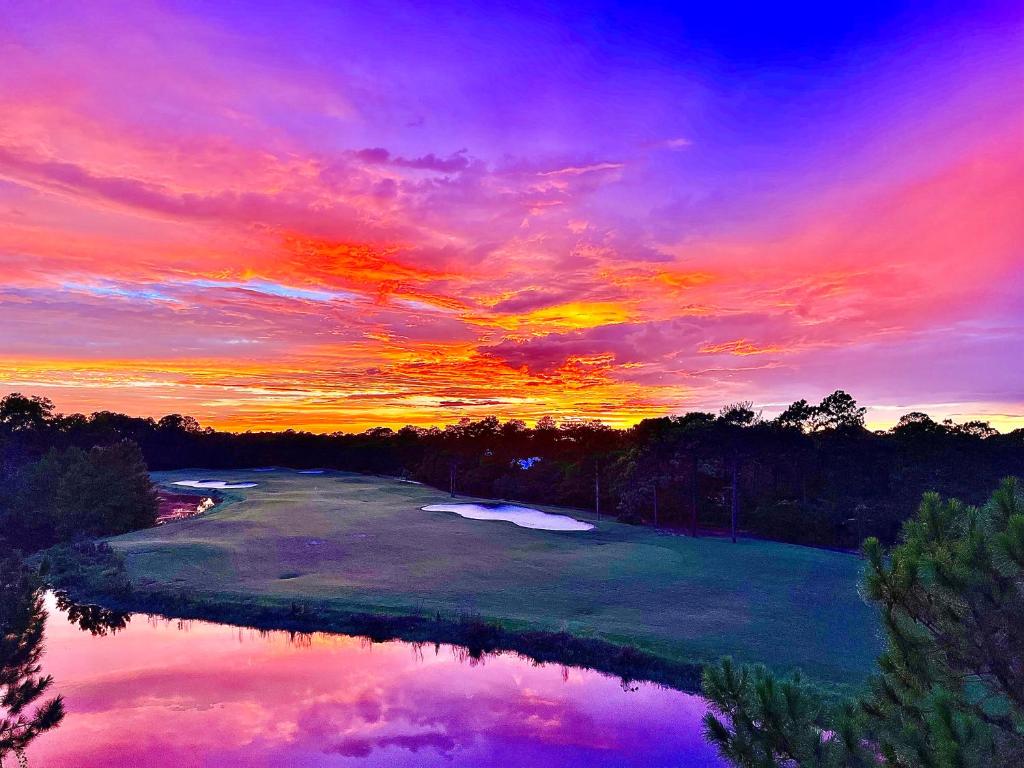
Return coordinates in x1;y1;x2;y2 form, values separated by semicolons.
28;595;723;767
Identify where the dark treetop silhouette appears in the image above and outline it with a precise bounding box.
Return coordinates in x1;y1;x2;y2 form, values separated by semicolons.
2;391;1021;552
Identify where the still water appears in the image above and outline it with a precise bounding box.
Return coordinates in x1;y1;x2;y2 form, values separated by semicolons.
26;595;724;767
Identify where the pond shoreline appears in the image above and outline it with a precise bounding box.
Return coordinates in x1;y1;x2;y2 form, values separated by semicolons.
155;489;221;524
32;587;725;767
53;577;705;693
74;470;877;699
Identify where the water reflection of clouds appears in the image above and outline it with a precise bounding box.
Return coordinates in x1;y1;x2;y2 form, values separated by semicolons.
30;597;722;767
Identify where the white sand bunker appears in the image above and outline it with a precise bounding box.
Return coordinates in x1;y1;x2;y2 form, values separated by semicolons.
422;503;594;531
173;480;259;489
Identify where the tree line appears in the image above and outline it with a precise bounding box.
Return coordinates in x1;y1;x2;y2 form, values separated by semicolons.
2;390;1021;549
0;394;158;553
3;390;1023;766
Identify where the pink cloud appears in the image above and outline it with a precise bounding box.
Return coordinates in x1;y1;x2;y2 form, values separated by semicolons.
0;1;1021;430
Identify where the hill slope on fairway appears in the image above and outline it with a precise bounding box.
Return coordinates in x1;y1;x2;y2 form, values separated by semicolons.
109;469;880;688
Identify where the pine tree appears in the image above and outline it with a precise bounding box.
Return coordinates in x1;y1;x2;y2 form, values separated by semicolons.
0;553;65;765
703;478;1024;768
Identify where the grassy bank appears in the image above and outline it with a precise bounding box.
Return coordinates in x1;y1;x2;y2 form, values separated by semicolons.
98;469;880;693
49;570;706;692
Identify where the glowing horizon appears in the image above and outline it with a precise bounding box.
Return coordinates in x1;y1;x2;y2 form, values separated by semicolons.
2;2;1022;433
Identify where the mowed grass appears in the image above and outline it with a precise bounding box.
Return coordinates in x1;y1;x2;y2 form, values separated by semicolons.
111;469;881;687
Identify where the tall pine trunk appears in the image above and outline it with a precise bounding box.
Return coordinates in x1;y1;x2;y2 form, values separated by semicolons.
691;455;699;537
730;452;739;544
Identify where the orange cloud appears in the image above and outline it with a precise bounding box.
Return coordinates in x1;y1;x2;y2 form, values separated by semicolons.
1;3;1021;432
699;340;784;356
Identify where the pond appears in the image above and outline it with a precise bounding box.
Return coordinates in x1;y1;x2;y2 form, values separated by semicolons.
25;594;724;767
155;490;218;524
422;503;595;531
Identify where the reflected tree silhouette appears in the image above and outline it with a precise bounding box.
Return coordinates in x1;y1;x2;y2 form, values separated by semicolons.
0;554;64;767
54;592;129;636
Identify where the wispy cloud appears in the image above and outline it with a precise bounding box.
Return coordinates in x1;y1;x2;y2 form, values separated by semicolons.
1;1;1022;431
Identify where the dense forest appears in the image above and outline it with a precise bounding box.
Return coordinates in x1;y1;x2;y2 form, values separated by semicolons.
1;391;1022;550
3;392;1023;766
0;394;158;553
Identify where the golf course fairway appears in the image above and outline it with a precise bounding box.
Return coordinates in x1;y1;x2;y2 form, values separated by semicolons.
107;469;880;690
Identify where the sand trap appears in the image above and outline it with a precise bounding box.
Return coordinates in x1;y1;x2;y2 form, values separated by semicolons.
173;480;259;489
422;503;594;531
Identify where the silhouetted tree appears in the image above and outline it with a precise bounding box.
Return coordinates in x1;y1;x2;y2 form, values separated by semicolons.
0;553;65;764
811;390;867;432
2;391;1022;551
3;442;157;551
776;399;816;432
0;394;54;434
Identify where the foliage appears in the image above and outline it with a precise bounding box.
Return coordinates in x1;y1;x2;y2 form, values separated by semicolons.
2;390;1022;550
702;659;871;768
40;541;133;599
0;395;54;436
720;402;759;426
0;552;64;764
53;592;130;637
812;391;867;432
1;440;157;552
702;479;1024;768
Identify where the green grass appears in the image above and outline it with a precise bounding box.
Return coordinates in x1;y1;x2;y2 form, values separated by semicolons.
109;469;881;689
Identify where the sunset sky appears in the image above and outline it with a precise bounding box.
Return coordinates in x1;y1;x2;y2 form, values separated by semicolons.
2;1;1022;432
